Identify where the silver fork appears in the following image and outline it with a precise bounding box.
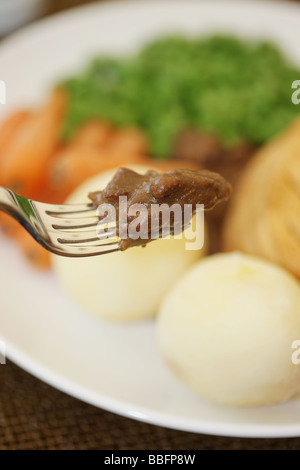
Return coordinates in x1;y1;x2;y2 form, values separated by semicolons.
0;187;120;257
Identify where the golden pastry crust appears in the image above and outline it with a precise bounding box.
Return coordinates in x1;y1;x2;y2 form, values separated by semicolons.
222;117;300;279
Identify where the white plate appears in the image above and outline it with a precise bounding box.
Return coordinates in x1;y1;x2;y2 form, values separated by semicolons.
1;0;300;438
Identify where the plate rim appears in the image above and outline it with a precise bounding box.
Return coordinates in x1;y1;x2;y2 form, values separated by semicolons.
6;339;300;438
1;0;300;56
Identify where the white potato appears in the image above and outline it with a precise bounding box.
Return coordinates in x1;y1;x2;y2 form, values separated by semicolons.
157;252;300;406
53;165;205;321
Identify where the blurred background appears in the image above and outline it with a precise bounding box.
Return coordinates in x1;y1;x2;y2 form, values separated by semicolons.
0;0;299;37
0;0;108;36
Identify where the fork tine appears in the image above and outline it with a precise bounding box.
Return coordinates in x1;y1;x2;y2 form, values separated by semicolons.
51;216;101;230
34;202;95;216
32;200;102;230
0;188;121;257
56;228;117;244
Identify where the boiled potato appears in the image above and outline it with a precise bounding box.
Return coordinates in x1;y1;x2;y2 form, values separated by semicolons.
157;252;300;406
53;165;206;321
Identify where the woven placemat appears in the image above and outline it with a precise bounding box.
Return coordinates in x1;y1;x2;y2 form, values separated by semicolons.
0;360;299;450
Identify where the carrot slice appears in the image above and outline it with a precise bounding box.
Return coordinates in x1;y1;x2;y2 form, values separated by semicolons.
0;213;50;269
50;145;146;195
107;128;149;156
0;213;24;238
0;110;32;158
71;120;113;148
0;88;67;196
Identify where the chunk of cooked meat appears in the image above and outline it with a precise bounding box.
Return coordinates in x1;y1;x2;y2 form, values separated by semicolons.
89;167;232;250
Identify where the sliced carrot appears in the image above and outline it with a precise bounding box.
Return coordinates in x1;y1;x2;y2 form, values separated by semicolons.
0;110;32;158
50;145;146;195
16;229;51;270
0;206;51;269
0;213;24;238
71;120;113;149
0;212;50;269
107;128;149;156
0;88;67;196
37;184;70;205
